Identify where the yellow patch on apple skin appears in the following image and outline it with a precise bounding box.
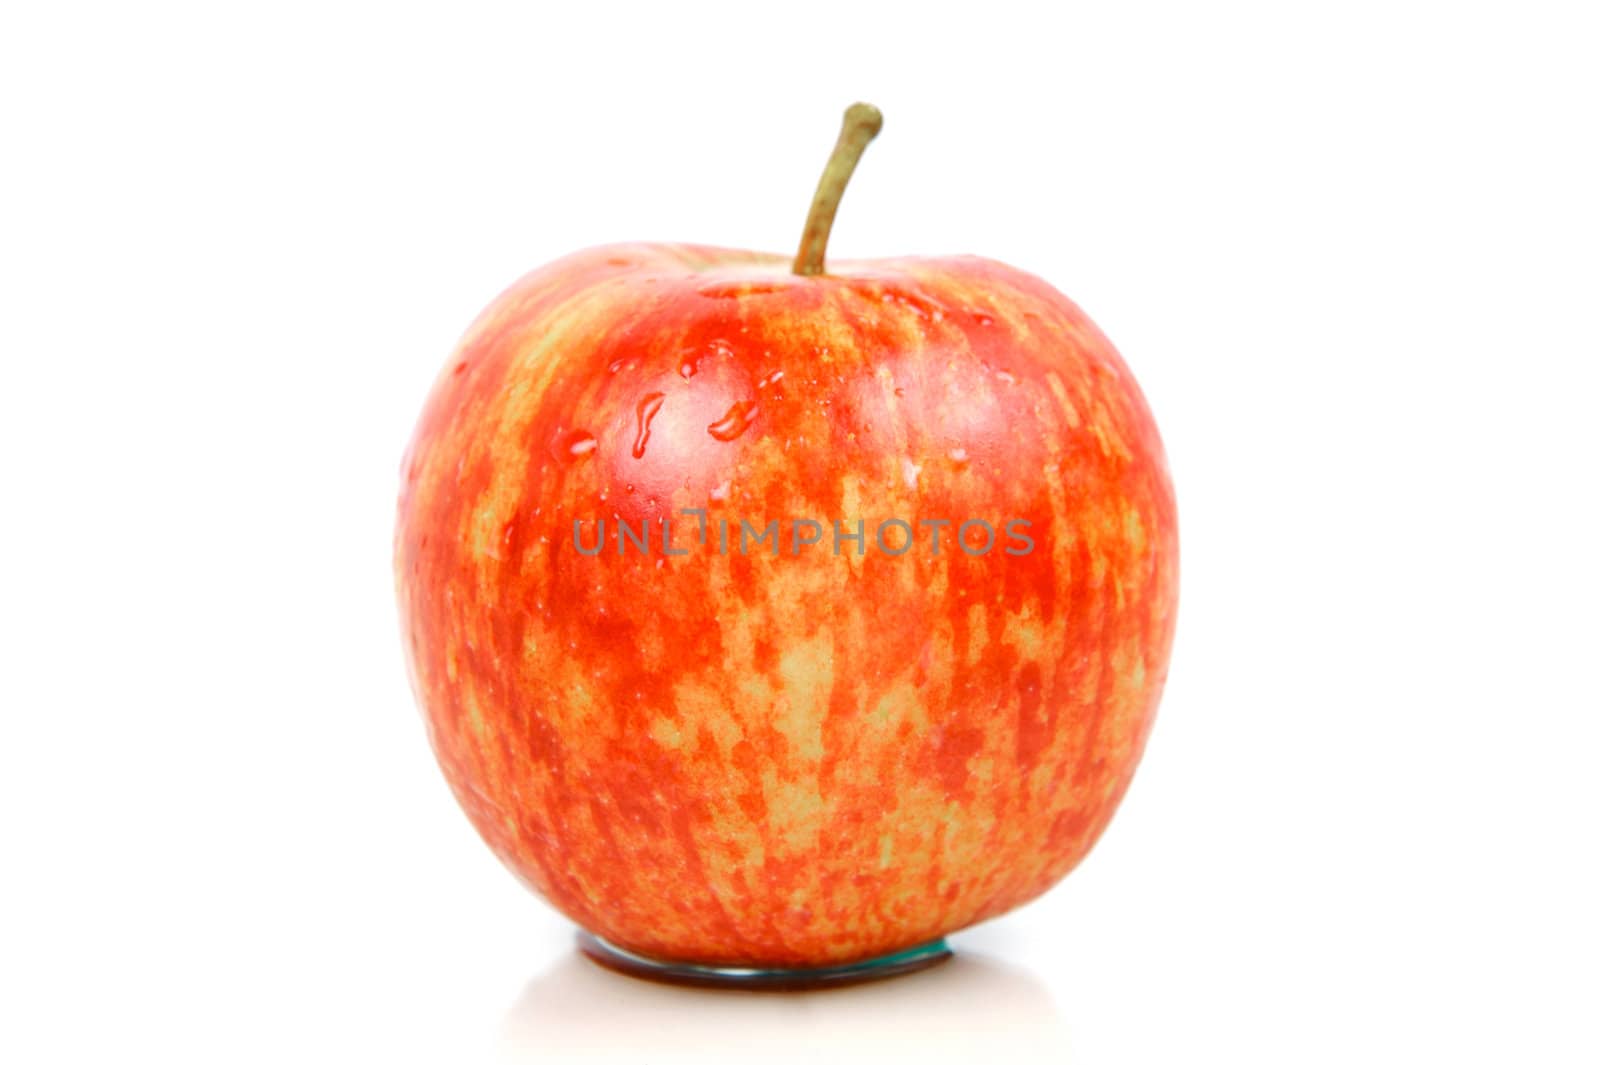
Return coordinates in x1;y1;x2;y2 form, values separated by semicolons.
468;502;504;562
672;678;743;755
963;602;991;663
1044;370;1082;430
649;717;687;750
765;776;827;853
775;636;831;762
461;688;489;744
1007;613;1045;659
865;678;925;739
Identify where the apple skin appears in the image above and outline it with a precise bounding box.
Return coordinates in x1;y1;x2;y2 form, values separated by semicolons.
395;242;1177;967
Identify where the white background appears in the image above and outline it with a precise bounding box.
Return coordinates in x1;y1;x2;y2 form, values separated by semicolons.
3;2;1597;1062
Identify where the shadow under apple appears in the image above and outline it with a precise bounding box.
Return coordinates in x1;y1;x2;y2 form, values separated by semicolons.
499;939;1070;1063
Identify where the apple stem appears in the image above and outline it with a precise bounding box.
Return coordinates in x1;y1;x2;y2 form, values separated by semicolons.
792;103;883;277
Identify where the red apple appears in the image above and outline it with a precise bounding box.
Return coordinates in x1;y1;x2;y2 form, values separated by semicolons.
395;104;1177;971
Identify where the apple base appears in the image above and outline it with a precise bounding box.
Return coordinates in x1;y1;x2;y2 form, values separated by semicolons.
576;930;952;990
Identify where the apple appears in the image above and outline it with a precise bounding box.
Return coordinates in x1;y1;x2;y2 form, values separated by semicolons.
395;104;1177;977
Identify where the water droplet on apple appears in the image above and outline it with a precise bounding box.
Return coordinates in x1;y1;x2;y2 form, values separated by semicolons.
707;400;759;442
680;339;734;379
996;370;1017;385
563;431;598;459
948;447;969;465
757;369;785;389
632;392;666;459
698;280;792;299
973;311;996;327
710;479;731;501
608;358;627;375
